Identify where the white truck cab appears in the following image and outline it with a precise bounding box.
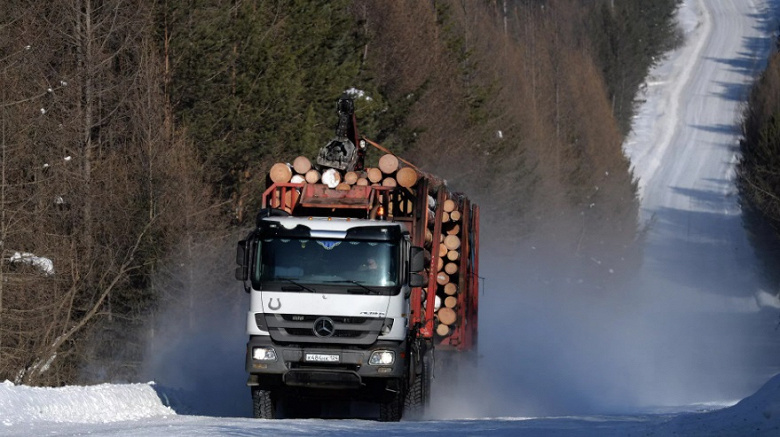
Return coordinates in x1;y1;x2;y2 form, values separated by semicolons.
236;214;424;420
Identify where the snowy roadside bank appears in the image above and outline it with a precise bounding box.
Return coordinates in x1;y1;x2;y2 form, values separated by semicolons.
0;381;174;426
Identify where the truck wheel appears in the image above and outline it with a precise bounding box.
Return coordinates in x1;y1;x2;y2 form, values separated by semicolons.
405;352;432;414
251;387;276;419
378;389;404;422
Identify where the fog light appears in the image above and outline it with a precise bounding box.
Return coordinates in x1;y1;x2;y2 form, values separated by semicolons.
252;347;277;361
369;350;395;365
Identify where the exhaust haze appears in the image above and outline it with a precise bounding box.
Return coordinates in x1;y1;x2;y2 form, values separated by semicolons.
425;239;780;419
140;236;251;417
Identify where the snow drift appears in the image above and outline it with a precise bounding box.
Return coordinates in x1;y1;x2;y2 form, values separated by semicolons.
0;381;173;426
658;373;780;435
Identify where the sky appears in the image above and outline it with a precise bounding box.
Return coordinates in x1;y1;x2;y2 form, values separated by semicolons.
3;0;780;435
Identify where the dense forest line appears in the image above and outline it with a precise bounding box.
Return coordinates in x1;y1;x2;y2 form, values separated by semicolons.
0;0;680;385
738;48;780;287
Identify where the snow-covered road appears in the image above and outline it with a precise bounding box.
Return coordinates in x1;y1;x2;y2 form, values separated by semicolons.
2;375;780;436
628;0;772;305
3;0;780;435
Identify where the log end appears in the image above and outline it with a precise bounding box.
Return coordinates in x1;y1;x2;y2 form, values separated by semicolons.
270;163;292;183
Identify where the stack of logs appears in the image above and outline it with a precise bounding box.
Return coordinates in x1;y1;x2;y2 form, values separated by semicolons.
422;197;463;339
268;154;419;190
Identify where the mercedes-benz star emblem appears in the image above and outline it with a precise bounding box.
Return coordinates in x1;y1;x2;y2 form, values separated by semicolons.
313;317;335;338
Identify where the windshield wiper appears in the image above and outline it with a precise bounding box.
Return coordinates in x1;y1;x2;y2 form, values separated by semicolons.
277;277;317;293
325;280;381;295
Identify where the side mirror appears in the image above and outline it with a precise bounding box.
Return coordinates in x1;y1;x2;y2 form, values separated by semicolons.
235;240;248;282
410;246;425;273
235;266;247;281
409;273;427;288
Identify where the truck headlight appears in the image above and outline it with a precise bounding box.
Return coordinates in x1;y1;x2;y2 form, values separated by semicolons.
369;350;395;365
252;347;277;361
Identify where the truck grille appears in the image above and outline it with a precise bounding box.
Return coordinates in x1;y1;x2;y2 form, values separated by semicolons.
258;313;384;345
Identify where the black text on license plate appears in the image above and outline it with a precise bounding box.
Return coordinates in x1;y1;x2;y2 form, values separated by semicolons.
305;353;340;363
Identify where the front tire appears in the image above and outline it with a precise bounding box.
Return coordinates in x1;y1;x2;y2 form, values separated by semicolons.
251;387;276;419
405;351;432;415
378;387;404;422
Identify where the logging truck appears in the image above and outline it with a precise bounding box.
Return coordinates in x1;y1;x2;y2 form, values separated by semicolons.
235;96;480;421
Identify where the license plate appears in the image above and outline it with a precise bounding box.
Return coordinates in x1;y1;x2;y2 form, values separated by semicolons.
305;353;340;363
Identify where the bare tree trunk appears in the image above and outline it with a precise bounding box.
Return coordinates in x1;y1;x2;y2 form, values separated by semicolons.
0;69;6;368
502;0;507;35
76;0;95;251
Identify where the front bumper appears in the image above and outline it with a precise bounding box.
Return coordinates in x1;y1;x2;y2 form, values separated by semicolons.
246;336;406;390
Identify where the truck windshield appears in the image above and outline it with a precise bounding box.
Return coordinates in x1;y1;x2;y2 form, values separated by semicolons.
253;238;399;292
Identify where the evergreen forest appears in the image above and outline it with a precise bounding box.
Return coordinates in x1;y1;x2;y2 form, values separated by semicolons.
739;48;780;288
